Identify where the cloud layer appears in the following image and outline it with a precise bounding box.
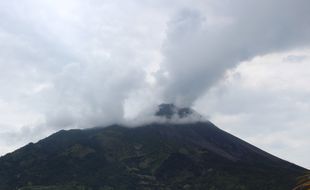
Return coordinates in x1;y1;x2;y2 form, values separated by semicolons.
158;0;310;105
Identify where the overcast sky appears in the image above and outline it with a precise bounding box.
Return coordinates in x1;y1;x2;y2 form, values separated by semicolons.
0;0;310;168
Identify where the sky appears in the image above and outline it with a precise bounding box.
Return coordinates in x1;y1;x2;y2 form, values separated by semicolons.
0;0;310;168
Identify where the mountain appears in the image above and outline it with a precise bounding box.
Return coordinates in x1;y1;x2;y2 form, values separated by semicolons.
0;104;307;190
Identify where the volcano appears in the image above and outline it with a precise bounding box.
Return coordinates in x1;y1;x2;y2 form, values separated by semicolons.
0;104;306;190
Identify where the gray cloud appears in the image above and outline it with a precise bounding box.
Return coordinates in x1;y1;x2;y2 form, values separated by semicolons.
0;0;165;130
2;0;309;129
157;0;310;106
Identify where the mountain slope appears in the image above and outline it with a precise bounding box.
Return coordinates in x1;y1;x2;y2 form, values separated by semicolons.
0;121;306;190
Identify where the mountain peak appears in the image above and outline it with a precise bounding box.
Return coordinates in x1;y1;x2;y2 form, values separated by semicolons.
155;103;203;122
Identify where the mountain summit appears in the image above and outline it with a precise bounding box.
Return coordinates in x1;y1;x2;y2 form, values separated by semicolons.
0;105;306;190
155;103;204;122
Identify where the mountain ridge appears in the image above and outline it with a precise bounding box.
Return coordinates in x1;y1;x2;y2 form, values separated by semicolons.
0;104;307;190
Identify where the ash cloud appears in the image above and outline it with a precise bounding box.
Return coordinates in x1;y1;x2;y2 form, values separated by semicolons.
157;0;310;106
